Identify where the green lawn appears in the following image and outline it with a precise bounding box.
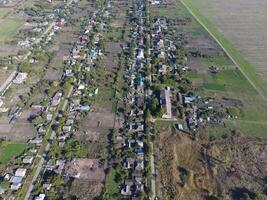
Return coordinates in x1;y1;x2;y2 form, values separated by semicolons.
152;3;190;18
227;106;239;118
207;120;267;138
200;69;250;93
94;86;114;111
105;27;123;41
103;168;120;198
199;56;233;67
176;0;267;138
190;21;205;37
185;71;201;79
0;19;23;43
193;67;267;137
203;83;225;91
0;142;27;164
182;0;267;101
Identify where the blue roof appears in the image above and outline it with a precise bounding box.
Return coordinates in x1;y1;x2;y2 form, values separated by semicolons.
79;105;90;111
136;149;144;155
10;176;22;184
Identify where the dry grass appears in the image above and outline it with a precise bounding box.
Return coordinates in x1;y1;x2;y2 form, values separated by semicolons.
158;130;218;199
157;130;267;199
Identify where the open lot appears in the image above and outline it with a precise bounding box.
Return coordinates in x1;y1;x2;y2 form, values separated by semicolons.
157;129;267;200
66;159;105;200
0;110;36;141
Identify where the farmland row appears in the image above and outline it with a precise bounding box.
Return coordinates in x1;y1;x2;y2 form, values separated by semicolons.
182;0;267;102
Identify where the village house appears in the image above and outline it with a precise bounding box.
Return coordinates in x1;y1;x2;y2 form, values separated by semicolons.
15;168;27;177
150;0;161;5
136;48;144;59
124;139;136;148
22;156;34;164
13;72;27;84
17;40;30;49
51;92;62;106
121;180;134;196
129;122;144;132
34;193;46;200
123;158;136;169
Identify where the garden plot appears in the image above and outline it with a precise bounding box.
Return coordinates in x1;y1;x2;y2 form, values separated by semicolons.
0;111;35;141
102;42;122;69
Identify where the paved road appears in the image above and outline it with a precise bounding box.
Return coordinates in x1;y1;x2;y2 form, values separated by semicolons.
23;84;72;200
23;132;56;200
61;86;74;111
150;142;156;199
22;2;75;199
0;71;17;95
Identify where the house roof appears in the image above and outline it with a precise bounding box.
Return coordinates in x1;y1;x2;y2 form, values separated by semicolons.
15;168;27;177
10;176;23;184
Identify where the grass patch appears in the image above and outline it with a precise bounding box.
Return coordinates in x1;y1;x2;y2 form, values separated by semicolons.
199;56;233;67
0;8;11;19
207;120;267;138
152;3;190;19
191;22;205;36
182;0;267;100
0;142;27;164
105;27;123;41
103;168;120;198
185;71;201;79
0;19;23;44
200;69;255;94
111;89;117;113
227;106;239;117
203;83;225;91
94;86;114;111
155;119;177;128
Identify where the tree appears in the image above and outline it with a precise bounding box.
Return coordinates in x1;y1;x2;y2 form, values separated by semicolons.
151;95;159;116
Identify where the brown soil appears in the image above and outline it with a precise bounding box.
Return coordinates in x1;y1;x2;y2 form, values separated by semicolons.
158;129;267;200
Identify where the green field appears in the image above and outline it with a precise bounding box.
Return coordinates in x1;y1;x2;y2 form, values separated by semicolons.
0;142;27;164
105;27;123;41
199;57;233;67
203;83;225;91
0;8;11;19
202;68;267;137
189;64;267;137
182;0;267;101
0;19;23;44
178;0;267;137
207;120;267;138
185;71;201;79
103;168;120;198
158;4;189;18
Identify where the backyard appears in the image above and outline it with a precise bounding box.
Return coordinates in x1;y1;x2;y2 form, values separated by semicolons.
0;141;27;164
